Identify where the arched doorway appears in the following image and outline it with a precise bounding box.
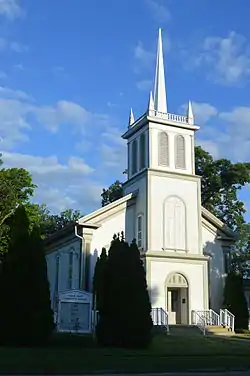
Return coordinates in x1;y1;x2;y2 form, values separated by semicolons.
166;273;189;325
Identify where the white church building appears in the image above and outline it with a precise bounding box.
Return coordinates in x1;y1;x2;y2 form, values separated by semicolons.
45;29;236;334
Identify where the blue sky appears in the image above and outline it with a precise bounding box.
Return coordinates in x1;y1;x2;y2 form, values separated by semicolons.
1;0;250;218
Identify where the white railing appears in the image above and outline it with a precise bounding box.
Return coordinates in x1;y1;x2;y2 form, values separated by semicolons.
191;310;206;335
220;309;235;332
192;309;220;326
151;307;169;334
148;109;188;124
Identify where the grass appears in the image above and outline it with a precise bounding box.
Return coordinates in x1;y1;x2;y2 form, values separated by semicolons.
0;332;250;373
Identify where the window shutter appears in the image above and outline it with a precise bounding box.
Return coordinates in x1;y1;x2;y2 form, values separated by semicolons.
132;140;138;174
139;133;146;170
158;132;169;166
175;135;185;169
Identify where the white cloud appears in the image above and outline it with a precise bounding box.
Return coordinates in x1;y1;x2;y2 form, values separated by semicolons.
100;144;126;169
101;126;126;147
134;41;155;71
218;106;250;161
191;31;250;85
180;101;218;125
0;37;28;53
0;86;108;148
134;34;170;73
33;100;91;133
136;79;152;91
192;102;218;124
219;106;250;130
187;102;250;162
1;151;100;213
0;86;33;101
0;71;7;79
145;0;171;24
195;139;220;159
0;0;24;20
10;41;28;52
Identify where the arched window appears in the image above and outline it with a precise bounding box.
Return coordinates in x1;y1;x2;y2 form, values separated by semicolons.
139;133;146;170
132;139;138;174
68;252;73;289
158;132;169;166
163;196;186;250
175;135;186;169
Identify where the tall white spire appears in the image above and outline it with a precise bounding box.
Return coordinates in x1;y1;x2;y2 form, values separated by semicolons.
128;108;135;126
153;28;167;114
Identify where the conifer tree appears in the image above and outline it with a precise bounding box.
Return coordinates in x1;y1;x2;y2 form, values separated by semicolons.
0;206;54;346
94;233;152;347
223;271;249;330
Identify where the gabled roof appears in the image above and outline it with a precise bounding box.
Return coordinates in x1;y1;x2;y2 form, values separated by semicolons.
77;190;138;225
201;206;236;240
44;190;236;249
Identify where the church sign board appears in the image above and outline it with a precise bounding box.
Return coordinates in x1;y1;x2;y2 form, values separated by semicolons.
57;290;93;333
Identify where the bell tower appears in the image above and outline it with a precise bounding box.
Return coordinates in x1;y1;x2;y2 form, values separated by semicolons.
122;29;202;255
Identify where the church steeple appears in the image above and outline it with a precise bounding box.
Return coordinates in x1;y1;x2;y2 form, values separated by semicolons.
122;29;200;181
153;28;167;114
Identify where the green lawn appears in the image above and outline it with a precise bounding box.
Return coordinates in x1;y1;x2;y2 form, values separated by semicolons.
0;332;250;374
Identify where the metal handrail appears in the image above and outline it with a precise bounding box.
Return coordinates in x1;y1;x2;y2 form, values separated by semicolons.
151;307;169;334
191;310;206;335
220;309;235;332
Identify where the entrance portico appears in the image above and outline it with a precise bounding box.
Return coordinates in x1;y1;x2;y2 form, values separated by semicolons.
166;273;189;325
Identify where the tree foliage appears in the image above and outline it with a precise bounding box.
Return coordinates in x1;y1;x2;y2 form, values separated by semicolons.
0;156;82;257
101;180;123;207
223;271;249;330
0;163;36;227
195;146;250;230
93;234;152;348
0;206;54;346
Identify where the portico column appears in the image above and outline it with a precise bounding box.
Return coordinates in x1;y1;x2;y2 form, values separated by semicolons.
81;228;93;291
167;289;172;312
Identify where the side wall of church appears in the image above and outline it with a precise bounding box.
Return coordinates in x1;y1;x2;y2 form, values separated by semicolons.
123;174;148;249
148;173;202;254
202;224;226;313
46;236;81;309
89;203;136;291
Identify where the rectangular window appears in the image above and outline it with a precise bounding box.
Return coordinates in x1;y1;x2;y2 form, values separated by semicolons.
68;252;73;289
137;215;143;249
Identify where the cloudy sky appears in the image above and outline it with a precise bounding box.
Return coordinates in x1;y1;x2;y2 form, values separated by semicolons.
1;0;250;216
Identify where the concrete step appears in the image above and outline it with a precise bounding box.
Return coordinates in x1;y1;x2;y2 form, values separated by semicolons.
206;325;234;336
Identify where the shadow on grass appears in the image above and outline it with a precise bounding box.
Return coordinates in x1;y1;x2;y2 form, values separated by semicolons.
1;331;250;373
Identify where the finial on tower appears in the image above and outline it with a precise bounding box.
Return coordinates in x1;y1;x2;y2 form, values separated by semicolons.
153;28;167;114
187;100;194;125
128;108;135;126
148;90;154;113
